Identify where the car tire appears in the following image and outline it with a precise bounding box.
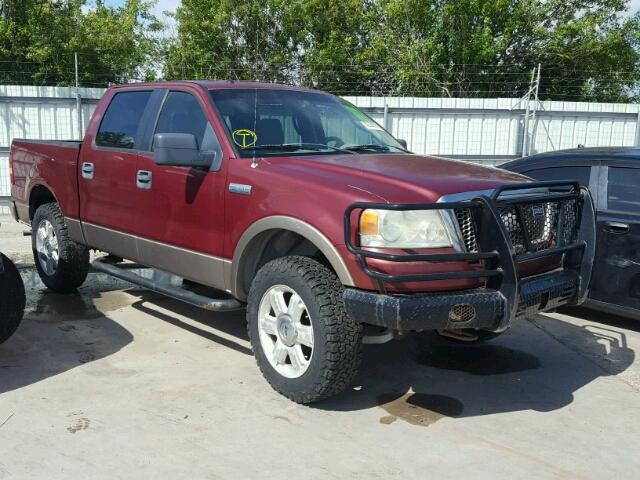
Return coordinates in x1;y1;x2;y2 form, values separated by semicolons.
0;253;26;344
247;256;363;404
32;203;89;293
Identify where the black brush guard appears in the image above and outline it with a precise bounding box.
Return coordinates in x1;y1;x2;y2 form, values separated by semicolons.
343;181;596;331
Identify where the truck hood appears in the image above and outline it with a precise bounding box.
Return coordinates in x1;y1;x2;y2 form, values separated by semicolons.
273;153;531;203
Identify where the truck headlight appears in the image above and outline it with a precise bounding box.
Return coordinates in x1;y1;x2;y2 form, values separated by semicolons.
359;209;454;248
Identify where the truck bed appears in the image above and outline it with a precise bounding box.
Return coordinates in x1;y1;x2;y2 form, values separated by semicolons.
10;139;83;222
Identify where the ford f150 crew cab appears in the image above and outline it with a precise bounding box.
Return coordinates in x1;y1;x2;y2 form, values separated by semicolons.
9;81;596;403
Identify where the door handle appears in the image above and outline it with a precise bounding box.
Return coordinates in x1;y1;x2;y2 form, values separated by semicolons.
136;170;152;190
604;221;630;234
81;162;94;180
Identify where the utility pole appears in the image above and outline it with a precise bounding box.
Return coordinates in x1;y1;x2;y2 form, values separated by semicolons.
520;64;542;157
521;68;535;157
74;52;82;140
527;64;542;156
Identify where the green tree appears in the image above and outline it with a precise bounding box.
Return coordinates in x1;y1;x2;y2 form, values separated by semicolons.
166;0;640;101
0;0;162;86
164;0;302;82
373;0;640;100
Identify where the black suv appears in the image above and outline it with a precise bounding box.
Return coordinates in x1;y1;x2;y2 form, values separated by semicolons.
502;147;640;320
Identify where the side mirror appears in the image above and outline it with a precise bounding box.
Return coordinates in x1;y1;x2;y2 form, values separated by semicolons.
396;139;408;149
153;133;214;168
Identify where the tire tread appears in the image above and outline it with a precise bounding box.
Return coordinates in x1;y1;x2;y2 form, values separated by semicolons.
247;256;362;404
32;202;89;292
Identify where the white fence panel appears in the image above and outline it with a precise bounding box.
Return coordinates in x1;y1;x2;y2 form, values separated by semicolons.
345;96;640;165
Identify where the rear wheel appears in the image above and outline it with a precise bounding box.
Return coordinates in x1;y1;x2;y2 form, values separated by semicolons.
0;253;26;344
32;203;89;293
247;256;362;404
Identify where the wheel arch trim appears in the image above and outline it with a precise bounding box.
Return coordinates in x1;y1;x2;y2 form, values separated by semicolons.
229;216;354;300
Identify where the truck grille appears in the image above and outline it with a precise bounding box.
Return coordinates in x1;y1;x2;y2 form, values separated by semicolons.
454;208;478;252
454;199;579;255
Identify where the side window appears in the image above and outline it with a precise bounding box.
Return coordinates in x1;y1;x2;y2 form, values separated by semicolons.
96;91;152;149
154;91;217;151
607;167;640;213
526;166;591;187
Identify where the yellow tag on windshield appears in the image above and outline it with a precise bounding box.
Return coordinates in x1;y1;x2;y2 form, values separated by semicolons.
232;129;258;148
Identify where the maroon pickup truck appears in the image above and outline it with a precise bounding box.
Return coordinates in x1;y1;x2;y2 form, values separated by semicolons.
8;81;596;403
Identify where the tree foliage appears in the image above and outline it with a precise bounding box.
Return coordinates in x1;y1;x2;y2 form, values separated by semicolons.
165;0;640;101
0;0;162;86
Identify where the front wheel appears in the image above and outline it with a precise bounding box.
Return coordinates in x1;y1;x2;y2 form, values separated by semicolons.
32;203;89;293
247;256;363;404
0;253;26;344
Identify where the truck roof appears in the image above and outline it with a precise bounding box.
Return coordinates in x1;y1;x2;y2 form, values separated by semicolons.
109;80;322;94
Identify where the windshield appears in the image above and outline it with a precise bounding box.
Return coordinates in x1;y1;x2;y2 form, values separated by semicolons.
208;88;406;157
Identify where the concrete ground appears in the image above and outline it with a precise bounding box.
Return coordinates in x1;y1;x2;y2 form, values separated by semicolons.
1;217;639;479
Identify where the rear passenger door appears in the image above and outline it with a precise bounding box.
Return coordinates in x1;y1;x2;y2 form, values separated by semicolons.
590;164;640;314
79;89;160;257
134;89;228;289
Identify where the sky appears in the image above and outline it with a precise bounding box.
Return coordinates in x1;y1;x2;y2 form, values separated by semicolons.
95;0;181;21
98;0;640;21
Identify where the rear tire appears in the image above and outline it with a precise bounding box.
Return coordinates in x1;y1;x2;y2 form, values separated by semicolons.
247;256;363;404
32;203;89;293
0;253;26;344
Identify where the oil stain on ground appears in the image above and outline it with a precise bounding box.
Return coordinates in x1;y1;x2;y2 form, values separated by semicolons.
377;392;464;427
411;340;541;376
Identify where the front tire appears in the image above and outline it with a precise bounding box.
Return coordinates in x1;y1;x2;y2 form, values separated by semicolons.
0;253;26;344
247;256;363;404
32;203;89;293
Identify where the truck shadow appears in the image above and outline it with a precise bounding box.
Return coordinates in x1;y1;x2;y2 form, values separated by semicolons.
129;297;251;356
558;305;640;332
2;268;635;424
318;314;636;422
0;268;135;395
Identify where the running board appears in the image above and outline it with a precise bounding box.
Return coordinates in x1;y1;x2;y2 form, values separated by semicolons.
91;259;244;312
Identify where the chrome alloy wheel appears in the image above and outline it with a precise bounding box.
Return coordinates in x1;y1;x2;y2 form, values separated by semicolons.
35;219;59;276
257;285;315;378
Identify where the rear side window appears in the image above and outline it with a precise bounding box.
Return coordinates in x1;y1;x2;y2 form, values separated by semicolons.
607;167;640;213
154;91;215;150
525;166;591;187
96;91;152;149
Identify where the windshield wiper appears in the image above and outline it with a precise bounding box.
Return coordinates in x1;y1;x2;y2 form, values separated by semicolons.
343;143;407;153
242;143;356;154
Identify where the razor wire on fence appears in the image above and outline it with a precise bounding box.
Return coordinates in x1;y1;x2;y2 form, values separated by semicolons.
1;53;640;102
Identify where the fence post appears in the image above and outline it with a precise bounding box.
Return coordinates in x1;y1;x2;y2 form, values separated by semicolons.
527;64;542;156
75;52;82;139
521;68;535;157
383;102;389;131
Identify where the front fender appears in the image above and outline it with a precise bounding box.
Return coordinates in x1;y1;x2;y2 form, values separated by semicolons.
228;215;355;300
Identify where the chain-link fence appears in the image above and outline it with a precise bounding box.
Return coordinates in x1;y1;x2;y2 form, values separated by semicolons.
2;55;640;102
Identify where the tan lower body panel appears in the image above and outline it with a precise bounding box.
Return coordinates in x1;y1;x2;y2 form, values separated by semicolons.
65;217;84;244
80;221;231;292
